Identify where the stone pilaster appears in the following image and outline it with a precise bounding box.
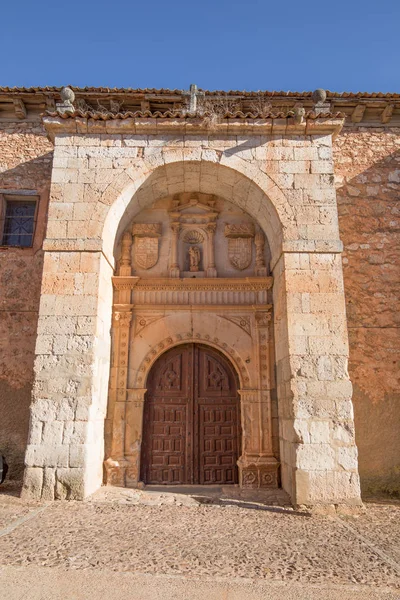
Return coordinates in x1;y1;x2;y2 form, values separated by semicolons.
104;310;132;487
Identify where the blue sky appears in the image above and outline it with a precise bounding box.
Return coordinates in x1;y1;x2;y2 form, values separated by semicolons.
1;0;399;92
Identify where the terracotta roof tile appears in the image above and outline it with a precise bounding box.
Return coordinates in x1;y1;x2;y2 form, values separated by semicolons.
45;108;345;120
0;86;399;99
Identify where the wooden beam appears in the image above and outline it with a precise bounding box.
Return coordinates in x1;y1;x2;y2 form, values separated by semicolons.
351;104;366;123
381;104;394;124
13;98;26;119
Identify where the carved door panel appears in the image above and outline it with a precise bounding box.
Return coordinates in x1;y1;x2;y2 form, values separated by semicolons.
195;346;240;485
141;344;240;485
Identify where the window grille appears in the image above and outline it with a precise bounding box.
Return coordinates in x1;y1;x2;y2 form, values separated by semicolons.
1;197;37;247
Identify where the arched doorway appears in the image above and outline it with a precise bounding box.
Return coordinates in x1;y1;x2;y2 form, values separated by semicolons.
141;344;241;485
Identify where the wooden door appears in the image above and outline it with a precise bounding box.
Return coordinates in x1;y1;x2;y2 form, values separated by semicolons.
141;344;240;485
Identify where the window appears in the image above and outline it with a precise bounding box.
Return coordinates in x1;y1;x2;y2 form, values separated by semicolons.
1;195;38;247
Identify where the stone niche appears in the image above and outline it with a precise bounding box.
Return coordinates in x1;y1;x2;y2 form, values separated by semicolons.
105;192;279;490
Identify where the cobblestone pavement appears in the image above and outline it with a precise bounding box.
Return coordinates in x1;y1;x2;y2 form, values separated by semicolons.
0;485;399;598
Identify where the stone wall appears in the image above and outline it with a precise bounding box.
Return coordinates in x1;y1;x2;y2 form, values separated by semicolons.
0;122;52;478
0;117;398;500
334;127;400;496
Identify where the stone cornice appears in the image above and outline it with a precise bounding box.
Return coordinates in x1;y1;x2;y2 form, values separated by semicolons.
112;276;273;292
42;115;345;140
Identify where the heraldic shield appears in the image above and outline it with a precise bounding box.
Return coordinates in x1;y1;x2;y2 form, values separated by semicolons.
228;237;252;270
135;237;159;270
132;223;162;270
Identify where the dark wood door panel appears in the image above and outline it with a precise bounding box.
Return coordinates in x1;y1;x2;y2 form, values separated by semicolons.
141;344;240;485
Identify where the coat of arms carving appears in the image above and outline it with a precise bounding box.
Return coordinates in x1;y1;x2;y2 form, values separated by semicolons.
132;223;162;270
224;223;255;271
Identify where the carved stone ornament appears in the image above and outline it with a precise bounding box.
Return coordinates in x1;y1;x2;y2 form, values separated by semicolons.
132;223;162;271
224;223;255;239
182;229;204;244
255;311;272;328
224;223;255;271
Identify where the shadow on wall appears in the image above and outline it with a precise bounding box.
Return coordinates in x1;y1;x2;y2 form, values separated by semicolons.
336;145;400;498
0;152;53;481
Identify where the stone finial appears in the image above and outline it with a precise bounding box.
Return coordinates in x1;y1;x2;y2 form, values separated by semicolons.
312;88;327;105
60;86;75;105
57;86;75;115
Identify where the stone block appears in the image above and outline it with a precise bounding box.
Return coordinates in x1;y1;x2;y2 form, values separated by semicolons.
294;147;319;161
42;467;56;500
295;443;336;471
69;444;86;468
337;446;359;470
311;160;333;174
309;421;330;444
55;468;85;500
42;421;64;445
21;467;44;500
279;160;310;174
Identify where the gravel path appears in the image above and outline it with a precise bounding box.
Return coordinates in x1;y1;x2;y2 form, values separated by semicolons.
0;488;399;591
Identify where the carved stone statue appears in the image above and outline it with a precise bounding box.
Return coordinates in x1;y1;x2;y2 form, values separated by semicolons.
189;246;201;272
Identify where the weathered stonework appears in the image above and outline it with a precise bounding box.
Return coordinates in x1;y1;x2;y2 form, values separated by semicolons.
0;87;397;505
334;127;400;496
0;121;53;478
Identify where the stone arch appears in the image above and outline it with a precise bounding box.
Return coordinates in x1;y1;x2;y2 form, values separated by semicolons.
101;157;289;266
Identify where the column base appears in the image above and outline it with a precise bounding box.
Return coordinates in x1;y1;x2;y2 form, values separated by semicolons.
238;455;279;489
104;455;141;488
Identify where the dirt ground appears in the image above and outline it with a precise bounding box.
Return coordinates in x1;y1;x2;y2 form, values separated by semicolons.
0;483;399;599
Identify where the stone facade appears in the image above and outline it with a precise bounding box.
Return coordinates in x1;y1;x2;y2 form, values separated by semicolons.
0;121;53;478
0;87;398;504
